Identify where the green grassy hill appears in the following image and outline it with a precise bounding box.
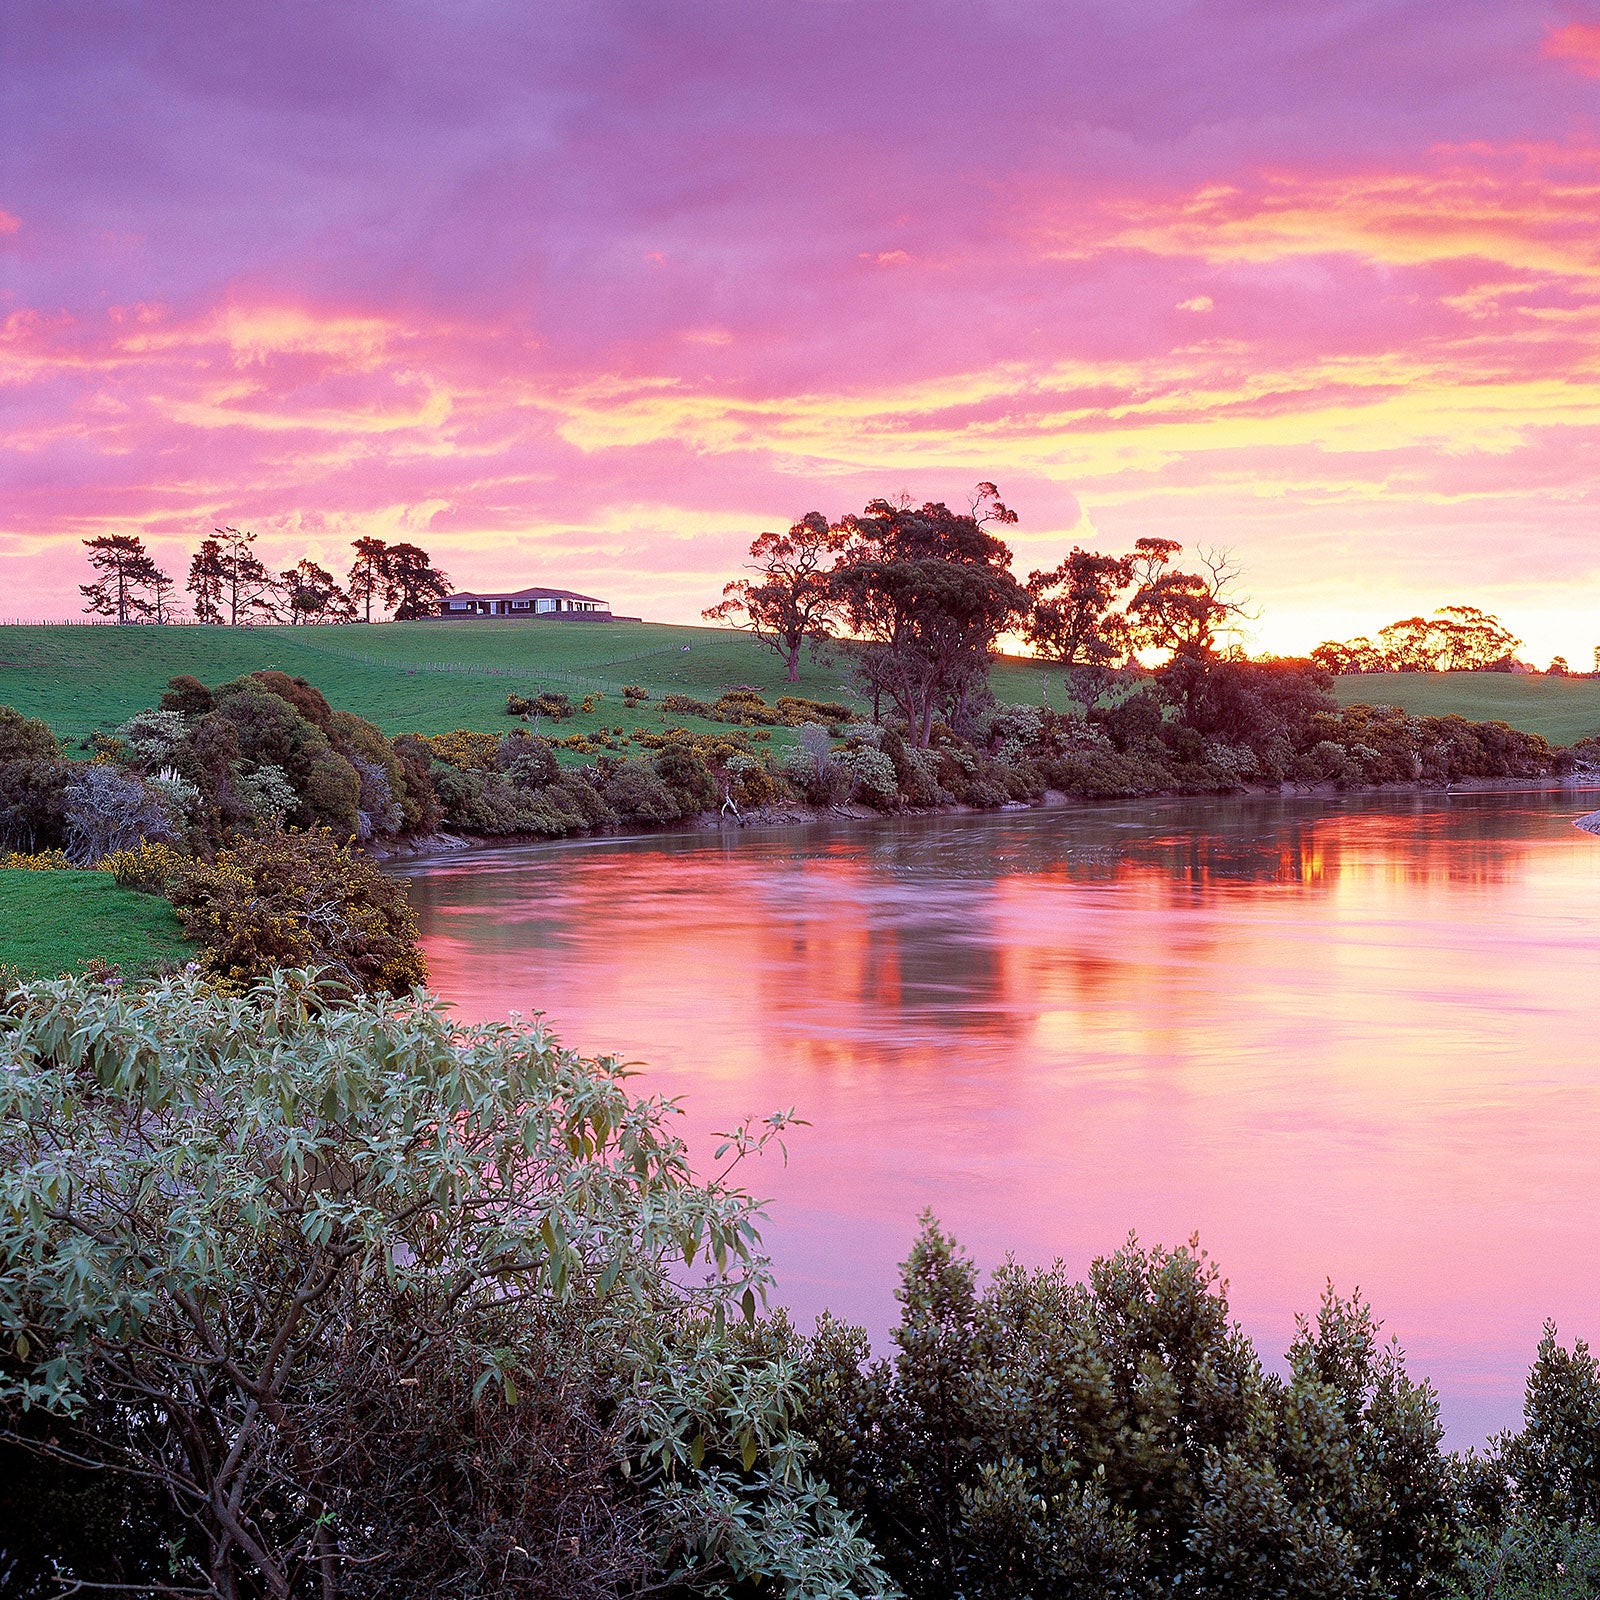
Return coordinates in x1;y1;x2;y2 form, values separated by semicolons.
3;622;1596;747
0;620;872;745
1332;672;1600;746
0;870;193;981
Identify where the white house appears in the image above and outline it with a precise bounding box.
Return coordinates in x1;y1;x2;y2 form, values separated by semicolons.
435;585;615;620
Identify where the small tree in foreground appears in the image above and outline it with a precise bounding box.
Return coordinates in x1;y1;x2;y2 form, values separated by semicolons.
0;973;890;1599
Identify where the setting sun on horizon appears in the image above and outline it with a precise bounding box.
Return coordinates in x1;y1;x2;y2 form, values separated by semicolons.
4;2;1599;663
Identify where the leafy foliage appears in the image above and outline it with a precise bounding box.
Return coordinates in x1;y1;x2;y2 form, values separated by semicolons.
0;973;888;1599
169;830;427;995
795;1216;1460;1600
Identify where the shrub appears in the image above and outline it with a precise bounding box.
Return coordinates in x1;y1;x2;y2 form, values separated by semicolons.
428;763;524;834
145;764;203;824
234;761;298;827
390;734;443;834
63;765;178;864
0;710;69;852
0;975;887;1600
234;668;334;730
0;848;70;870
661;692;715;718
622;684;650;705
423;728;502;770
498;729;560;789
506;690;575;720
603;759;683;822
112;708;188;766
837;745;899;804
158;672;213;717
725;751;781;808
211;685;322;776
776;695;856;725
797;1217;1457;1600
300;744;362;836
653;740;720;813
169;830;426;995
98;839;186;895
0;706;60;766
1043;749;1172;798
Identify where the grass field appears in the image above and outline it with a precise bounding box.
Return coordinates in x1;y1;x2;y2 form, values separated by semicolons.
0;619;1054;746
0;869;193;980
1332;672;1600;746
2;622;1597;746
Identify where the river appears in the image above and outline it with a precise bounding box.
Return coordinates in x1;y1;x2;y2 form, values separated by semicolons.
395;789;1600;1446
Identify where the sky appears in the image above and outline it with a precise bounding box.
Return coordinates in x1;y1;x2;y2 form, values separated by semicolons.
3;0;1600;662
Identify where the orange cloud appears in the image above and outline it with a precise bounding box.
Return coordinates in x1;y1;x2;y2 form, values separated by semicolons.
1067;143;1600;287
1543;21;1600;77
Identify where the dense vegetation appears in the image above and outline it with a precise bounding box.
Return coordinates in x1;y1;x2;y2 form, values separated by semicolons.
5;613;1597;989
2;975;1596;1598
2;493;1594;1591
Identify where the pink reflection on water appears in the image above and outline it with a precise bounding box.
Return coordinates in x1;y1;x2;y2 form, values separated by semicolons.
397;791;1600;1446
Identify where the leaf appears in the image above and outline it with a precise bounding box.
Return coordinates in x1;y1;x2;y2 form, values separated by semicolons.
741;1432;758;1473
690;1432;706;1469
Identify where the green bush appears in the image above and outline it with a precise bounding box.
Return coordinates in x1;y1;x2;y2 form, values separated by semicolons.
0;975;888;1600
652;739;720;813
603;759;684;822
169;830;426;996
506;690;575;720
797;1217;1458;1600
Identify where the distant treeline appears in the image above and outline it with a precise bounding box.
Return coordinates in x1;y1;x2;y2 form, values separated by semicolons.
80;527;450;625
1312;608;1598;677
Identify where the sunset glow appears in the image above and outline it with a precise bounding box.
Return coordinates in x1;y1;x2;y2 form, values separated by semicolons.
4;2;1599;658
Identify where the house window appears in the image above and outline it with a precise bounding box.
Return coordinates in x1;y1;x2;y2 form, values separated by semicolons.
535;597;556;613
511;599;531;609
448;600;472;611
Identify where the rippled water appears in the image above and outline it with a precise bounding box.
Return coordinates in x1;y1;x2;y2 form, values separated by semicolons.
396;790;1600;1446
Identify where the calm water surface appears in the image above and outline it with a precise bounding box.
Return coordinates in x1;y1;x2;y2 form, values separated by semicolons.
397;791;1600;1446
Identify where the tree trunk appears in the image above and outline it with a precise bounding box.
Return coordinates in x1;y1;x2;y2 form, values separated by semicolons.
785;642;800;682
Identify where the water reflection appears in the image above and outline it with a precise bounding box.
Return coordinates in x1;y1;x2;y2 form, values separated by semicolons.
397;790;1600;1446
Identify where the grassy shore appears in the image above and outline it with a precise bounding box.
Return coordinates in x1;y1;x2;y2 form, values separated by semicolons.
0;869;193;980
2;621;1597;746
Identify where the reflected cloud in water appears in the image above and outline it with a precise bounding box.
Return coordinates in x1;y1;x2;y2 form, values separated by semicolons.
398;790;1600;1446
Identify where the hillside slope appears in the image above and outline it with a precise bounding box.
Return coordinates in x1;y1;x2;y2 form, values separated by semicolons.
1331;672;1600;746
4;623;1596;746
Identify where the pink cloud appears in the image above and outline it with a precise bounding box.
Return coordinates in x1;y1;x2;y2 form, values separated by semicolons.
5;3;1600;661
1543;20;1600;76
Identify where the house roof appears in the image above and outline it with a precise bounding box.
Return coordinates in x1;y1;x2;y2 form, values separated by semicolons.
443;586;609;604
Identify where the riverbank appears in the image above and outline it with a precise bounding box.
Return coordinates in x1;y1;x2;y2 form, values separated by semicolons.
369;768;1600;864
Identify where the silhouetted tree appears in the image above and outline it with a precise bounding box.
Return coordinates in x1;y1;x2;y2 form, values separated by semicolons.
832;485;1027;746
1126;545;1254;720
383;543;451;620
277;559;353;624
348;536;390;622
1025;548;1134;708
80;535;162;624
186;537;226;624
144;564;181;623
188;527;273;625
704;512;848;682
1313;607;1522;674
